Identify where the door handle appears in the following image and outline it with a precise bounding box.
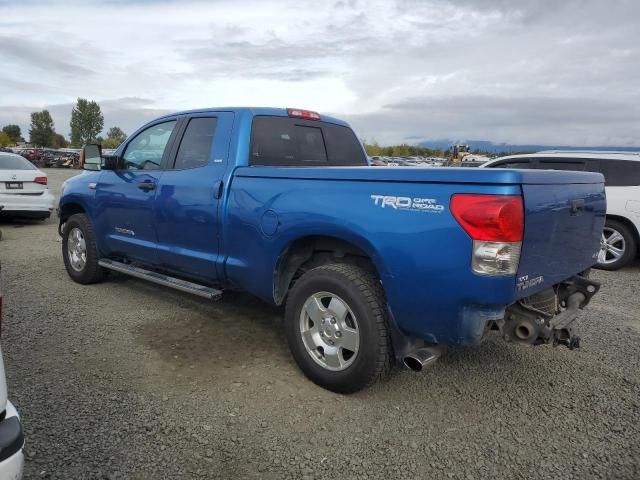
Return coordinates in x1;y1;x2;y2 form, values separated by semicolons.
138;181;156;192
213;181;223;199
571;198;585;215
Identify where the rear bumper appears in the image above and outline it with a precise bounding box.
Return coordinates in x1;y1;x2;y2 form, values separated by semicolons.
392;274;598;350
0;401;24;480
0;191;55;213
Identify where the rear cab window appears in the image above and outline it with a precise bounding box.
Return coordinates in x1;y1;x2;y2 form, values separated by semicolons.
249;116;367;167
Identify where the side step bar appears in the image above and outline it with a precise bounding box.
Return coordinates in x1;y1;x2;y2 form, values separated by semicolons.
98;259;222;300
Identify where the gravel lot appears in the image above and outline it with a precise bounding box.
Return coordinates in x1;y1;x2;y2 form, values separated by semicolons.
1;168;639;479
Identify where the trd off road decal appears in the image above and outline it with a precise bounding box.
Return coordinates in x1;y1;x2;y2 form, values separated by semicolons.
370;195;445;213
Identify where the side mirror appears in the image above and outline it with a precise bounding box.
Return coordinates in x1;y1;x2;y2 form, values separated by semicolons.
102;155;119;170
82;144;102;171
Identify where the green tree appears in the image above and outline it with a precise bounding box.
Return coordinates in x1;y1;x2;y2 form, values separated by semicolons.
102;126;127;149
2;124;22;143
0;131;12;147
50;133;68;149
29;110;55;147
70;98;104;147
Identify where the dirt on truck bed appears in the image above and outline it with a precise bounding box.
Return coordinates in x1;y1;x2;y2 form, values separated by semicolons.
0;168;639;480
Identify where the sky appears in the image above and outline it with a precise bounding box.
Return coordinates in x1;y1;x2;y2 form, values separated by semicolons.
0;0;639;146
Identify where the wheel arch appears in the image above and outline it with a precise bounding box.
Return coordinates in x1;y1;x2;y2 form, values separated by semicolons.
272;234;388;306
58;201;87;235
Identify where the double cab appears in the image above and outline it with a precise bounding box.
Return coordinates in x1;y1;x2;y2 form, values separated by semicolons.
58;107;605;393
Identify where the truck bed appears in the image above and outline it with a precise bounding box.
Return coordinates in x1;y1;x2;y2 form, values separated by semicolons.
228;166;605;344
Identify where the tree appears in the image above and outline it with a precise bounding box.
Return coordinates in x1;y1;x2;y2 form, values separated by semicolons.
29;110;55;147
2;124;22;144
50;133;68;149
70;98;104;147
0;131;12;147
102;126;127;149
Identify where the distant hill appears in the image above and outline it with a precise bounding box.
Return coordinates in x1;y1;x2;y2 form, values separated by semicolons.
418;140;640;154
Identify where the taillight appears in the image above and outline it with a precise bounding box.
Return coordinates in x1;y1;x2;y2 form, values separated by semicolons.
34;176;48;186
451;194;524;276
287;108;321;120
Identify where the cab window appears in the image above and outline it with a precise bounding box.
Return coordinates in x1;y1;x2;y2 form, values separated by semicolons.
494;160;535;169
599;159;640;186
249;116;367;167
122;121;176;170
173;117;218;169
537;160;586;171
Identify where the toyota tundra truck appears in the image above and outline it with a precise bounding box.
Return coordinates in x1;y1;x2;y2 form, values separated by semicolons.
57;107;606;393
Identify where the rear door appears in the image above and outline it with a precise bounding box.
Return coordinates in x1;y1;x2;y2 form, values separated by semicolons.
95;119;179;264
153;112;234;282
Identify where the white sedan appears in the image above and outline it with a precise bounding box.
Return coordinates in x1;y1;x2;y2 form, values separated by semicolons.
0;153;55;219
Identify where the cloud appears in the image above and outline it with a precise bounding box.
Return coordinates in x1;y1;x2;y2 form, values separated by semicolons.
0;35;94;76
342;95;640;146
0;0;638;145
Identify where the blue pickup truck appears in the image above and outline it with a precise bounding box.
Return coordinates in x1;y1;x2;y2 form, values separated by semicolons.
58;107;605;393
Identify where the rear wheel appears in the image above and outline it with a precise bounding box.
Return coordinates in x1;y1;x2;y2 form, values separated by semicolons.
62;213;106;284
596;219;637;270
284;263;392;393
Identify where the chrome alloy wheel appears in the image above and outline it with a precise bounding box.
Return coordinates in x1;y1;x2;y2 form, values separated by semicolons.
67;227;87;272
299;292;360;371
598;227;626;265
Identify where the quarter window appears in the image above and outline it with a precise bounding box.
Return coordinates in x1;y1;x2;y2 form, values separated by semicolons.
174;117;218;169
599;159;640;186
122;121;176;170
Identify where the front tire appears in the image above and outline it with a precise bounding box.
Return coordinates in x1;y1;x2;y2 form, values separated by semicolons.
595;219;637;270
62;213;106;284
284;263;392;393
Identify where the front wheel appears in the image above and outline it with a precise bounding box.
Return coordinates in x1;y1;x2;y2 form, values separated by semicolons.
595;219;637;270
284;263;392;393
62;213;106;284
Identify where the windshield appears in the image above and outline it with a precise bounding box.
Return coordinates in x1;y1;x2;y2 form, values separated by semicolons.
0;153;37;170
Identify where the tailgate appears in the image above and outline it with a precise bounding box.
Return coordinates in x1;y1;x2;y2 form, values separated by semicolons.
515;176;606;298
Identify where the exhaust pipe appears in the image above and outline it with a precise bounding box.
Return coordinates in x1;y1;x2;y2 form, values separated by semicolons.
403;346;443;372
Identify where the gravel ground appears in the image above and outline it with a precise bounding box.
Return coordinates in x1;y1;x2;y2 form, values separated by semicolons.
1;168;639;479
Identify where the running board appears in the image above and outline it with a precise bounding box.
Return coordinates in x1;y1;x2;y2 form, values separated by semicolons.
98;259;222;300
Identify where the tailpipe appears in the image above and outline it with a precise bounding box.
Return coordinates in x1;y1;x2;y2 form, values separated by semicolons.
403;346;443;372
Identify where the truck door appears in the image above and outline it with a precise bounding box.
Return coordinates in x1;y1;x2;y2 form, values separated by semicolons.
153;112;234;282
95;119;179;264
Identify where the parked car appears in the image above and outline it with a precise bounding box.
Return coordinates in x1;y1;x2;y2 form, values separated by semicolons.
0;153;55;220
0;264;25;479
482;151;640;270
58;107;604;393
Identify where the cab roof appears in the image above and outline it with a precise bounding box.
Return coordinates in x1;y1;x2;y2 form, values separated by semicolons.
155;107;350;128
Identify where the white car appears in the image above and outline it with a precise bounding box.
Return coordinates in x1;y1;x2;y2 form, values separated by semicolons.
0;265;25;479
482;151;640;270
0;153;55;220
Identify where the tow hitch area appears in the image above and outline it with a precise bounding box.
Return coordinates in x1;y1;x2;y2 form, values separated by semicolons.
498;274;600;349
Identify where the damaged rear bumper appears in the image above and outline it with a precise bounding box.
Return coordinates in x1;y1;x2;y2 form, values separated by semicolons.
499;274;600;349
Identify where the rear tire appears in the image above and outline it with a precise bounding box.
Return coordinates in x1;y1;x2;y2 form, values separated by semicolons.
595;219;637;271
62;213;106;284
284;263;392;393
